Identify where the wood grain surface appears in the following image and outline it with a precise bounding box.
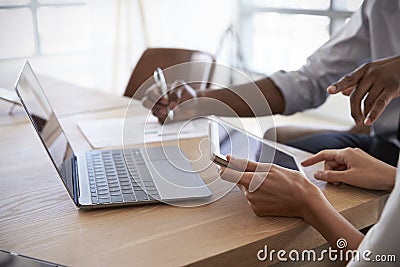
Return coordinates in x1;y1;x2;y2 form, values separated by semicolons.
0;77;388;267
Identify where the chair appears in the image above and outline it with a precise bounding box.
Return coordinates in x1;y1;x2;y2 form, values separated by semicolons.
124;48;216;99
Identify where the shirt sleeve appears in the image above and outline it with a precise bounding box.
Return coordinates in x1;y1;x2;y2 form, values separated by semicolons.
270;0;371;115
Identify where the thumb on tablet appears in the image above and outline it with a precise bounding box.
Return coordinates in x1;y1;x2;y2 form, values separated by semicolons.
227;155;271;173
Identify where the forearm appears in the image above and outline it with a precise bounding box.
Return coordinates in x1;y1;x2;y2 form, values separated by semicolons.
303;194;364;251
199;77;285;117
371;165;396;191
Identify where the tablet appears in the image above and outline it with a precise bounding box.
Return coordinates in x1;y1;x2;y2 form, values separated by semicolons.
209;117;305;174
0;250;62;267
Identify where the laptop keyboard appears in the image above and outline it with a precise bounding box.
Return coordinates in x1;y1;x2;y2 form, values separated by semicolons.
86;149;161;204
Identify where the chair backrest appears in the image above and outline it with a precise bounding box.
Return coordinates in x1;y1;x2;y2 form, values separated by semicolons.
124;48;215;99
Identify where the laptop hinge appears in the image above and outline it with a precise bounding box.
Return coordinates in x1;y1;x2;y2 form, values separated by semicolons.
71;155;80;206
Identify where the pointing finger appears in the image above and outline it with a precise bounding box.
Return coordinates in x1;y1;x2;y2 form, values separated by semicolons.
301;150;338;167
327;64;367;94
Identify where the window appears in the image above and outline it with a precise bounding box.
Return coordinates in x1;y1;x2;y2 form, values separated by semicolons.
0;0;141;94
238;0;364;74
0;0;90;59
139;0;233;54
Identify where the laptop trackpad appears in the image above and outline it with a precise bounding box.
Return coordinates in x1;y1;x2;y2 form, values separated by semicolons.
147;160;211;200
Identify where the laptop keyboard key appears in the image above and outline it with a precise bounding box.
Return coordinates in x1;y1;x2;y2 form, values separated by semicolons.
110;191;121;196
137;166;152;182
134;190;149;201
98;197;111;204
122;193;135;201
97;186;108;192
91;197;98;204
109;186;120;192
111;195;123;203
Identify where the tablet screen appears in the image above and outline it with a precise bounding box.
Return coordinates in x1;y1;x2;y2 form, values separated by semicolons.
217;123;299;171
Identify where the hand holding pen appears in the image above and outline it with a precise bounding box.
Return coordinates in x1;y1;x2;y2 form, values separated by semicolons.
153;67;174;121
142;68;200;123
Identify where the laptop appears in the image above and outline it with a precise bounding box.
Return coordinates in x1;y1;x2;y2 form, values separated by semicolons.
14;61;211;208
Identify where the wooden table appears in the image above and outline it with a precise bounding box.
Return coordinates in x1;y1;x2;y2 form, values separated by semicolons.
0;75;388;266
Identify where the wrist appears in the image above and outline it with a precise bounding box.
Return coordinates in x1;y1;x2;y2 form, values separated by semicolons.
300;185;331;225
383;166;397;191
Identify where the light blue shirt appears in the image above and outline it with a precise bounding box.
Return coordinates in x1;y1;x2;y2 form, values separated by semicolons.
270;0;400;140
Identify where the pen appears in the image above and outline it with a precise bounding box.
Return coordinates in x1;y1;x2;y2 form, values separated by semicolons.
153;67;173;120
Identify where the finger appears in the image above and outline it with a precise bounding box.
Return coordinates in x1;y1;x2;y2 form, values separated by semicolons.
237;184;247;193
341;86;355;96
152;105;167;120
363;84;383;118
170;101;178;109
142;98;155;110
157;116;166;124
143;100;168;123
327;66;366;94
325;160;341;171
301;150;338;166
168;89;180;104
335;165;347;171
349;75;373;124
226;155;271;172
168;81;188;103
364;89;394;125
314;170;347;183
173;81;197;100
146;87;169;105
149;103;167;115
142;98;168;113
219;167;253;188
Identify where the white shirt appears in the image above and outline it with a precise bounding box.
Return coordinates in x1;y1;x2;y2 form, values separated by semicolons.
347;157;400;266
270;0;400;140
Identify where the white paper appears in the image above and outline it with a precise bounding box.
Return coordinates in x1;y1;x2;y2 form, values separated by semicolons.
78;115;208;148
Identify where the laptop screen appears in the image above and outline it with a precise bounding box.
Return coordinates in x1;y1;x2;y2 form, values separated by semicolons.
14;61;75;198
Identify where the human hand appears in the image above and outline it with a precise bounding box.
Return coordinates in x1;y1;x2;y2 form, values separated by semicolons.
302;148;396;191
327;55;400;125
141;80;200;123
219;155;325;218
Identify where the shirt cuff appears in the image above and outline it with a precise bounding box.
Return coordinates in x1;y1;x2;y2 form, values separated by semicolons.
270;69;328;115
269;70;304;115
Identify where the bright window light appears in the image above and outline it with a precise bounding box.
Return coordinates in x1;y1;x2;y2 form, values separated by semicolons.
0;8;35;59
37;5;91;54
